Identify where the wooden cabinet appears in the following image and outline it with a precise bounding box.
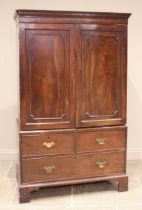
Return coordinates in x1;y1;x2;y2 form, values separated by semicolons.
15;10;131;203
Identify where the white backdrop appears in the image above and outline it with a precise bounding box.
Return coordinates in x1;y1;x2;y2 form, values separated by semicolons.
0;0;141;160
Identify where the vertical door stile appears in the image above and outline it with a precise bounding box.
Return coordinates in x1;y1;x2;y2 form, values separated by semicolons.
76;24;83;127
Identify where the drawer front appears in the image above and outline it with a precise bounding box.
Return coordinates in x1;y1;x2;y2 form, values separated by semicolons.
76;127;126;153
22;151;125;183
21;133;75;157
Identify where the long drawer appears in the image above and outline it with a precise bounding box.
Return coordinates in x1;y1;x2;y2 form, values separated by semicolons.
21;132;75;157
76;127;126;153
22;151;125;183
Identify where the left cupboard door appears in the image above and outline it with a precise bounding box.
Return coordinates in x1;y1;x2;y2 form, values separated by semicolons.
19;24;76;130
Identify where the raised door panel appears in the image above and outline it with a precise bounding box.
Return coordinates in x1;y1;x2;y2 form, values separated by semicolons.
20;24;76;130
77;25;127;127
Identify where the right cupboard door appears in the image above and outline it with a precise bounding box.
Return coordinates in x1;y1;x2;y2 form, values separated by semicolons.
76;24;127;127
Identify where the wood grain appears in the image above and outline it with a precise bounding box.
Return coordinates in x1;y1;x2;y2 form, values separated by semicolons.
76;127;126;153
22;151;125;183
21;132;75;157
77;25;127;127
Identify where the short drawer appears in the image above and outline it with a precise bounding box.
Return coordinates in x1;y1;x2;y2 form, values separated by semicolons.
76;127;126;153
21;133;75;157
22;151;125;183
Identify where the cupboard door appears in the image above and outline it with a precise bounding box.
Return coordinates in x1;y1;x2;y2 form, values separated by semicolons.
77;25;127;127
19;24;75;130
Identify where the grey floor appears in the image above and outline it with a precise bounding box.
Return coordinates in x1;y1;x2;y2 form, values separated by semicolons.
0;160;142;210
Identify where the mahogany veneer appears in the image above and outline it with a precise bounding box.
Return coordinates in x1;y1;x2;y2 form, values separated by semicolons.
15;10;131;203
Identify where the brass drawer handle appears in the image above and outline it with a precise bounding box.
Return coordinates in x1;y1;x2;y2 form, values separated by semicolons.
96;137;107;145
96;160;108;168
43;142;55;149
43;165;55;173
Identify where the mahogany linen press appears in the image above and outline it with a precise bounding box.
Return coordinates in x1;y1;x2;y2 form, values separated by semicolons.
15;10;131;203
